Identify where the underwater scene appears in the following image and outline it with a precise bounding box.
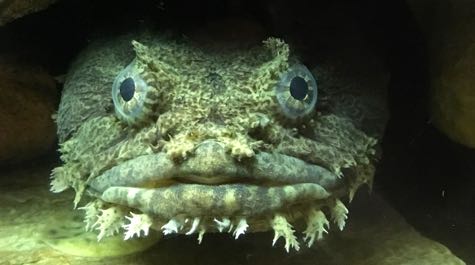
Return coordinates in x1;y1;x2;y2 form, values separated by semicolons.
0;0;473;264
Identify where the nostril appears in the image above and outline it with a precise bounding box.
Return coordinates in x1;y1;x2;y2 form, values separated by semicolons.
248;126;266;141
184;139;233;172
194;139;227;157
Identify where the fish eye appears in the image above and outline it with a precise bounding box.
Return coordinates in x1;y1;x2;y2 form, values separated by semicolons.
275;64;318;119
112;60;158;125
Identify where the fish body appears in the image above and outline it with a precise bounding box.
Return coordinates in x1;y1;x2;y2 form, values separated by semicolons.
51;30;387;251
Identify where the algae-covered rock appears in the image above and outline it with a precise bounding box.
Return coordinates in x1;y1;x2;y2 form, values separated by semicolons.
0;0;57;26
0;59;58;165
408;0;475;148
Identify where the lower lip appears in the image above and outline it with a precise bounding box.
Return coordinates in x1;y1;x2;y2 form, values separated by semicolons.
100;183;331;220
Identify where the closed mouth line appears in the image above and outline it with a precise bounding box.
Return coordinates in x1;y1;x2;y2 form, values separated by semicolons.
87;140;342;194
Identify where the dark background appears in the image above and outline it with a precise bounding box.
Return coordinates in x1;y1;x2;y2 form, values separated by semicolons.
0;0;473;261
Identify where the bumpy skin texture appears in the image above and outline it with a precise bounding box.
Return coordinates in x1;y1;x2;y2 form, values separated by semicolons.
51;32;388;251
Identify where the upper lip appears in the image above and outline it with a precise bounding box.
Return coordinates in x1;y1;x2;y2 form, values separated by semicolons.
87;139;342;194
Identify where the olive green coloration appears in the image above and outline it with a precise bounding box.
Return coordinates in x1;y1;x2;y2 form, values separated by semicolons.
50;31;386;252
42;212;161;257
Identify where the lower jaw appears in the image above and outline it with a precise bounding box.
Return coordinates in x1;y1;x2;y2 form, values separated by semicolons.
88;183;351;251
100;183;333;219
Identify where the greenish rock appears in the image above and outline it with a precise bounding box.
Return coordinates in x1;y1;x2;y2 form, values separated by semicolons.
0;0;58;26
408;0;475;148
0;59;58;165
42;212;162;258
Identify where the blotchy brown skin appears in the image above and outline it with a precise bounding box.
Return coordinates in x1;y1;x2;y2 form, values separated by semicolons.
50;30;388;251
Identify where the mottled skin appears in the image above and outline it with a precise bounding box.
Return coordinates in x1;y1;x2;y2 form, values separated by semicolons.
51;31;388;251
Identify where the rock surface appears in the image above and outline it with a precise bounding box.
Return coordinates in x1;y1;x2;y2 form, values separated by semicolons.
0;163;466;265
0;59;58;165
0;0;57;26
408;0;475;148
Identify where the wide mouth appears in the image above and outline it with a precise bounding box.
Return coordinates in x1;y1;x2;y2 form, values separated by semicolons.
87;139;343;220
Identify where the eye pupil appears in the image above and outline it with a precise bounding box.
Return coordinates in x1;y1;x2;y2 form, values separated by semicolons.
289;76;308;101
119;77;135;102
